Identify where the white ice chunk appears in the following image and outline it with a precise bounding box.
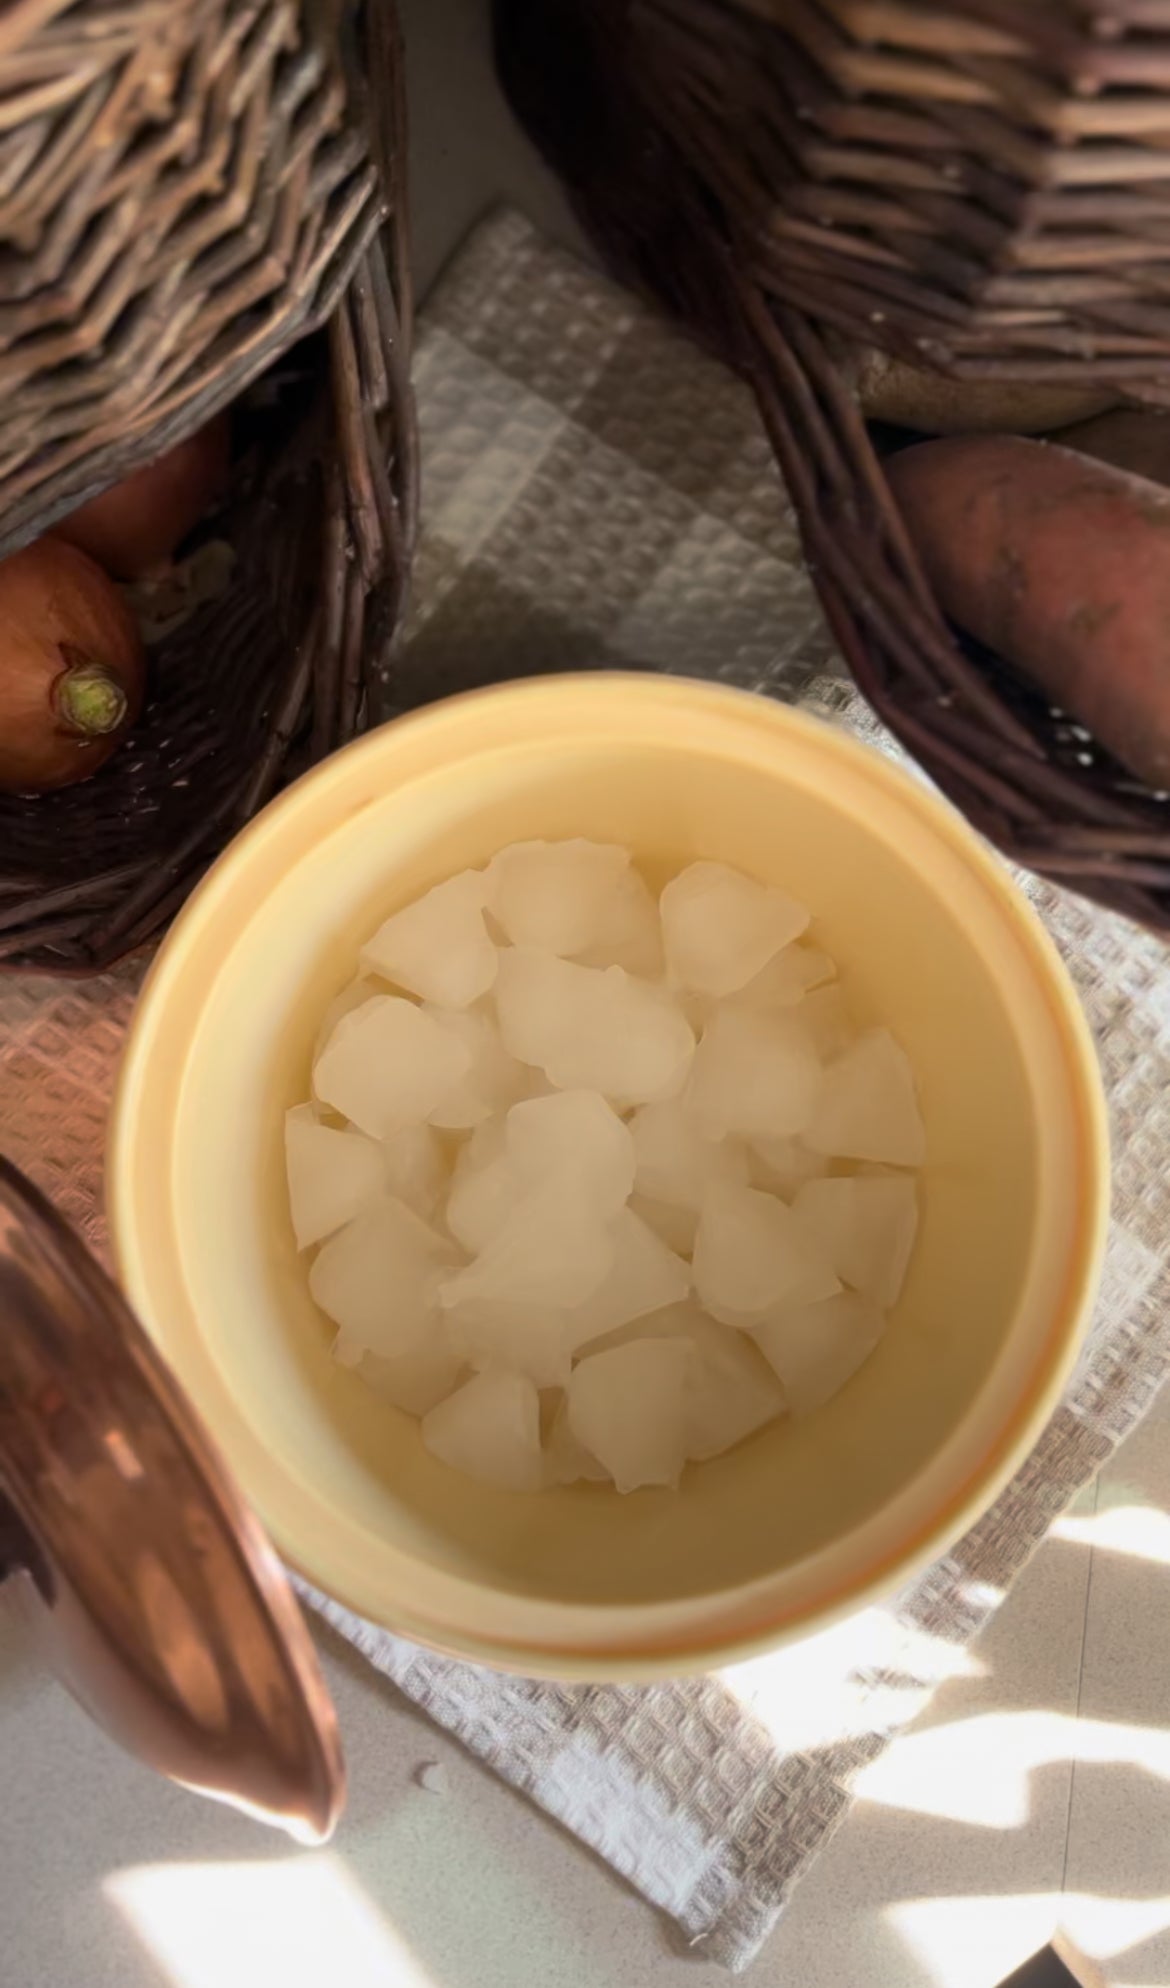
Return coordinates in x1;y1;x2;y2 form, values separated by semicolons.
495;949;694;1103
629;1098;749;1210
314;976;381;1062
314;995;472;1138
506;1089;635;1215
576;867;665;977
793;1174;919;1309
567;1338;694;1492
422;1369;543;1490
751;1294;886;1415
285;1106;382;1248
561;1207;691;1352
799;983;853;1061
729;944;837;1011
807;1028;926;1165
660;861;810;997
692;1183;841;1323
444;1121;523;1252
687;1006;822;1141
489;839;631;956
748;1135;829;1199
439;1184;613;1314
628;1193;699;1258
677;1311;786;1459
426;1005;531;1129
339;1333;465;1416
310;1197;455;1362
545;1397;608;1484
444;1295;573;1388
588;1301;786;1461
383;1121;448;1220
446;1092;632;1258
361;870;497;1009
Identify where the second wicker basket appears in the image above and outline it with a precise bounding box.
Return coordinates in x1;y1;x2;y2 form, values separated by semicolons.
496;0;1170;932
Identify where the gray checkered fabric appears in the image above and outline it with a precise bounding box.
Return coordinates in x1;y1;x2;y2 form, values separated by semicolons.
3;207;1169;1972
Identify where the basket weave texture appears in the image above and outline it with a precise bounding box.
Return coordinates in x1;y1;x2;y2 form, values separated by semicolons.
616;0;1170;390
496;0;1170;932
0;0;416;972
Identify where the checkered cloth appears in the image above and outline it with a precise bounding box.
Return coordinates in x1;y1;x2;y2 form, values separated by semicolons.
5;207;1170;1971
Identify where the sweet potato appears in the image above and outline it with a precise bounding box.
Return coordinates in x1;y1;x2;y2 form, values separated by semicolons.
1053;407;1170;490
886;434;1170;789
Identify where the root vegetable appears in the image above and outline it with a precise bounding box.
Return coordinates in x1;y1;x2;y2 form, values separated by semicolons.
52;414;231;579
886;435;1170;789
0;539;146;793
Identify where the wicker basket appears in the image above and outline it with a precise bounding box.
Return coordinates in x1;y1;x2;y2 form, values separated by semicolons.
0;0;415;972
496;0;1170;931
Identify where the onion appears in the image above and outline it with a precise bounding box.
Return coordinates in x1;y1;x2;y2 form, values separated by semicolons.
0;540;146;793
52;413;231;579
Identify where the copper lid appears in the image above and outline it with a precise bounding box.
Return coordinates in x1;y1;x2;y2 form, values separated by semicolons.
0;1158;345;1840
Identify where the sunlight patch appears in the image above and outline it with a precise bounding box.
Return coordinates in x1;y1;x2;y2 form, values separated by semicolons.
106;1855;432;1988
857;1711;1170;1830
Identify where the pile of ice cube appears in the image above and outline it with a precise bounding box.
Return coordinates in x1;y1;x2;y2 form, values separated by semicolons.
286;841;925;1494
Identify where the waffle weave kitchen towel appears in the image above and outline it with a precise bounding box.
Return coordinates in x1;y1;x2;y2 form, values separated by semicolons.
4;207;1170;1972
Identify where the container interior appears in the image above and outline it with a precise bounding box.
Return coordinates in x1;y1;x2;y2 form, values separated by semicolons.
111;681;1097;1660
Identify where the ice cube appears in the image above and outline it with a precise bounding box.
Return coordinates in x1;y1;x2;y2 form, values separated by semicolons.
561;1207;691;1352
285;1106;382;1248
687;1006;822;1141
339;1333;465;1416
495;949;694;1103
489;838;631;955
446;1093;633;1257
806;1028;926;1165
444;1121;525;1251
506;1089;635;1215
439;1184;614;1314
676;987;717;1035
422;1369;543;1491
660;861;810;997
692;1182;841;1323
676;1311;786;1460
748;1135;829;1198
729;944;837;1011
799;983;853;1061
751;1293;886;1415
314;976;381;1061
545;1397;608;1484
567;1338;694;1492
444;1294;573;1389
793;1175;918;1309
310;1197;455;1361
576;867;665;977
426;1005;531;1129
384;1122;448;1220
628;1192;699;1258
361;870;497;1009
314;995;472;1138
629;1098;749;1210
585;1301;786;1461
